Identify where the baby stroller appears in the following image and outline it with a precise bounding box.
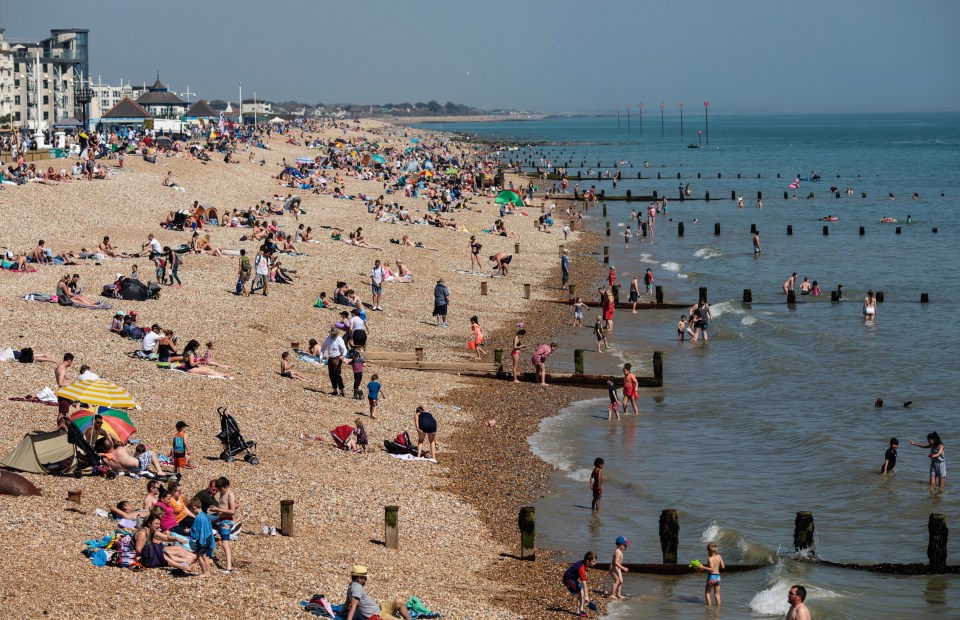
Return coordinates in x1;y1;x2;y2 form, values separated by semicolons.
330;424;358;453
216;407;258;464
383;431;417;456
66;420;116;478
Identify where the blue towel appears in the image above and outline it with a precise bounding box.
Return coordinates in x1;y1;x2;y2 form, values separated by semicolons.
189;511;216;557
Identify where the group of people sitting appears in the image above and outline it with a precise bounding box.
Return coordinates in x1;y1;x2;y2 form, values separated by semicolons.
132;324;233;379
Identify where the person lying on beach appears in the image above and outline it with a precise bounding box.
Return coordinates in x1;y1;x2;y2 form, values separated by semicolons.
110;499;150;525
345;232;383;250
178;340;233;379
399;235;437;251
280;351;309;382
162;171;186;192
56;275;101;307
4;252;28;270
195;234;224;256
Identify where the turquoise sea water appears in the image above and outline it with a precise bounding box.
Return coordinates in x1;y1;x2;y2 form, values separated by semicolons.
422;114;960;619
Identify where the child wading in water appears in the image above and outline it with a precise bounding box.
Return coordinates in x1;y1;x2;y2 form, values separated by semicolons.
677;315;687;342
910;432;946;490
590;458;604;511
606;379;621;421
469;315;486;359
573;297;585;327
594;315;608;352
608;535;630;599
693;543;725;606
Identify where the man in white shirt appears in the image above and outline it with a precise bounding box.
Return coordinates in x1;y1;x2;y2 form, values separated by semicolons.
370;260;385;311
141;324;162;357
139;234;163;257
251;248;271;296
320;326;347;396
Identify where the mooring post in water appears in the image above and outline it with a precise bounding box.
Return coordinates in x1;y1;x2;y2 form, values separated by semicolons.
714;222;721;235
751;223;757;234
678;221;684;237
743;289;753;303
860;226;865;236
602;202;607;217
794;511;815;552
787;224;793;235
823;225;829;236
568;284;576;300
876;291;884;303
928;513;948;568
603;246;609;264
659;509;679;564
519;506;536;560
574;349;585;375
494;349;504;375
896;227;902;235
280;500;294;536
655;285;664;305
921;293;930;303
653;351;664;386
523;283;531;299
384;505;399;549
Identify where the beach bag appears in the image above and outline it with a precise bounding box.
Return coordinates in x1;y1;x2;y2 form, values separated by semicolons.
236;278;243;295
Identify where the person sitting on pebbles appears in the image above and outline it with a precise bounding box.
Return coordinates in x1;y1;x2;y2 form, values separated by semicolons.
342;565;413;620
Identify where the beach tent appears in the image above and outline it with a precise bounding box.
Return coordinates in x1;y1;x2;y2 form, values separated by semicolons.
269;117;286;124
1;430;75;474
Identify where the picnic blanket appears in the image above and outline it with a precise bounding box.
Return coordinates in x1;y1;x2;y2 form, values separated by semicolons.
389;453;438;464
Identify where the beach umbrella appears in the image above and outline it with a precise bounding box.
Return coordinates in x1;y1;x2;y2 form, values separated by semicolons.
56;379;138;409
419;170;434;177
444;167;459;175
361;154;371;166
423;160;434;169
411;138;420;144
69;407;138;444
496;190;524;207
369;154;387;165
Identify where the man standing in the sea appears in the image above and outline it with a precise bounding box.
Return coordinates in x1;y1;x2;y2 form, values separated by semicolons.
786;585;810;620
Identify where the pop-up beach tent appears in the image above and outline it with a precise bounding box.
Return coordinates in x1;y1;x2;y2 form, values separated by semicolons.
1;430;75;474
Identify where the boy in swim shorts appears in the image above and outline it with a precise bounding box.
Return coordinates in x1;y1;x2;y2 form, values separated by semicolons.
367;374;384;419
590;458;604;512
694;543;725;606
562;551;597;617
609;536;630;599
677;315;687;342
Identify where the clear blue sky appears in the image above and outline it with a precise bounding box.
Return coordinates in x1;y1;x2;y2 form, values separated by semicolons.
3;0;958;113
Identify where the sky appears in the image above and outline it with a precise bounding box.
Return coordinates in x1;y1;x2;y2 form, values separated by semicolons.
3;0;959;114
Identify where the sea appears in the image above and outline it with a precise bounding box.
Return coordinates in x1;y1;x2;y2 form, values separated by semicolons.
416;114;960;619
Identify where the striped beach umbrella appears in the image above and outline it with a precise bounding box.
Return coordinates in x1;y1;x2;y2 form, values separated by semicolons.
56;379;138;409
70;408;138;444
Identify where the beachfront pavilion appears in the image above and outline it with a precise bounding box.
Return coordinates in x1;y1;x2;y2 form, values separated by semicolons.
183;99;218;123
98;96;152;132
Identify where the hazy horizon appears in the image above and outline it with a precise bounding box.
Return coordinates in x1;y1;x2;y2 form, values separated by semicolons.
3;1;959;115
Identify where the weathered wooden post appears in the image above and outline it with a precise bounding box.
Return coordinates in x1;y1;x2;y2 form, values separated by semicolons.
714;222;720;235
480;281;488;296
678;221;684;237
928;513;948;568
606;221;611;236
653;351;663;387
655;285;664;305
787;290;796;304
385;505;399;549
559;244;565;255
921;293;930;303
568;284;576;300
896;227;902;235
612;285;620;304
699;287;708;303
823;225;829;236
932;227;938;234
602;203;607;217
859;226;865;236
280;499;294;536
494;349;504;375
794;511;814;551
787;224;793;235
659;509;679;564
751;223;757;234
574;349;585;375
603;246;609;264
67;490;82;504
743;289;753;303
514;242;521;254
705;191;711;201
523;283;531;299
519;506;536;560
876;291;884;303
415;347;425;361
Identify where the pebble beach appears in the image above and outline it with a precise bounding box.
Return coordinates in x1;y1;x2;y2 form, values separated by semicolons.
0;120;603;619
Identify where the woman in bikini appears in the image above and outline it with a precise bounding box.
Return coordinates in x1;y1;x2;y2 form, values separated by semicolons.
863;289;878;321
511;328;527;383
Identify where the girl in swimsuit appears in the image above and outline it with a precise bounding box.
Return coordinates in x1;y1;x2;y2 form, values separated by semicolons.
511;328;526;383
863;290;878;320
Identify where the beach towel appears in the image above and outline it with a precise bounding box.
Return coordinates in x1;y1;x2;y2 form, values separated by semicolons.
453;270;500;278
294;349;325;365
389;453;437;464
8;395;58;407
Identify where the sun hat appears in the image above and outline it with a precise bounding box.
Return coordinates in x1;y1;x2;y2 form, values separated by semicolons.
350;565;369;578
616;535;631;547
329;326;340;335
115;311;124;317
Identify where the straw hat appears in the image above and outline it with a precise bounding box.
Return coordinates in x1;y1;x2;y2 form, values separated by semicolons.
350;565;369;578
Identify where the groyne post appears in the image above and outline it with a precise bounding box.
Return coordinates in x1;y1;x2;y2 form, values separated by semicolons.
655;285;664;305
415;347;425;361
280;499;294;536
743;289;752;303
876;291;884;303
67;490;82;504
928;514;948;568
678;222;684;237
823;225;829;236
896;227;902;235
751;223;757;234
602;203;607;217
787;290;797;304
659;509;679;564
714;223;720;236
574;349;585;375
794;511;814;551
480;281;488;296
385;505;399;549
515;242;521;254
606;221;611;237
787;224;793;235
519;506;536;560
921;293;930;303
860;226;865;236
653;351;663;386
523;283;531;299
568;284;576;300
559;244;565;255
494;349;504;375
603;246;609;263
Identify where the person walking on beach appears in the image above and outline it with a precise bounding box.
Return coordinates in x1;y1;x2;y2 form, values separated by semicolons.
608;536;630;599
644;268;655;295
370;259;385;311
910;432;945;490
561;249;570;289
251;247;270;296
880;437;898;475
594;316;608;352
237;249;251;296
469;315;486;359
320;326;347;396
469;235;483;272
786;585;810;620
863;289;878;321
590;458;604;512
753;230;762;256
433;278;450;326
621;363;639;415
